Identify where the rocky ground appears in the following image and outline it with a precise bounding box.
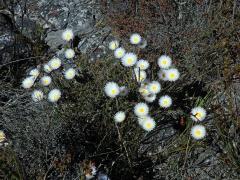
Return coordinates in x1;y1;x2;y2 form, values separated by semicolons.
0;0;240;179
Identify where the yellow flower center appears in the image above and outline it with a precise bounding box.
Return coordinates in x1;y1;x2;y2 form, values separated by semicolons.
162;60;167;65
195;113;202;119
146;122;152;129
133;37;139;43
139;108;145;113
127;58;133;64
140;64;145;69
66;33;71;40
195;130;202;137
163;100;168;105
118;51;123;56
111;89;116;94
170;73;175;79
152;85;157;90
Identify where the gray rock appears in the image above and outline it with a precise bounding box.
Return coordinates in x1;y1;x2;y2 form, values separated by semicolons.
12;0;101;43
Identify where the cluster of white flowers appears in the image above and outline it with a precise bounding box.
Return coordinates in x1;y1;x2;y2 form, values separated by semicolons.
157;55;180;82
21;29;78;103
190;106;207;140
106;33;183;132
106;33;209;139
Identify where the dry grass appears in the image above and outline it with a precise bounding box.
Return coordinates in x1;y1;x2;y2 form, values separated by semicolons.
0;0;240;179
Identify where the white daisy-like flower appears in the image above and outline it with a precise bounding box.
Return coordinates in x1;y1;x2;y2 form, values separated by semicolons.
136;59;150;70
190;107;207;122
48;89;61;102
0;130;6;143
114;111;126;123
48;58;61;70
114;47;126;59
64;68;76;80
130;33;142;45
134;69;147;83
157;55;172;69
29;68;40;78
109;40;119;50
148;81;161;94
159;95;172;108
139;84;151;97
104;82;120;98
191;125;206;140
65;48;75;59
158;70;168;81
142;117;156;132
119;86;129;96
32;90;44;102
121;53;137;67
43;64;52;73
144;94;156;103
134;102;149;117
62;29;74;41
166;68;180;81
40;76;52;86
137;115;150;126
22;76;35;89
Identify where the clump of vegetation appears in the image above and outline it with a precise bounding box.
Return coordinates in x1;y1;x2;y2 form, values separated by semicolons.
0;0;240;179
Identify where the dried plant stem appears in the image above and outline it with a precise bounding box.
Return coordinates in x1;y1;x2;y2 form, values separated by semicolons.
181;134;191;179
115;98;133;171
115;123;133;170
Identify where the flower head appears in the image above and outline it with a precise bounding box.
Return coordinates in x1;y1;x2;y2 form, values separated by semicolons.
166;68;180;81
134;102;149;117
22;76;35;89
158;70;168;81
43;64;52;73
65;49;75;59
109;40;119;50
48;58;61;70
40;76;52;86
130;33;142;45
159;95;172;108
191;125;206;140
32;90;44;102
121;53;137;67
191;107;207;121
29;68;40;78
144;94;156;103
0;130;6;143
157;55;172;69
114;47;126;59
48;89;61;102
62;29;74;41
114;111;126;123
137;116;149;126
64;68;76;80
104;82;120;98
148;81;161;94
142;117;156;131
139;84;151;97
136;59;150;70
119;86;129;96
